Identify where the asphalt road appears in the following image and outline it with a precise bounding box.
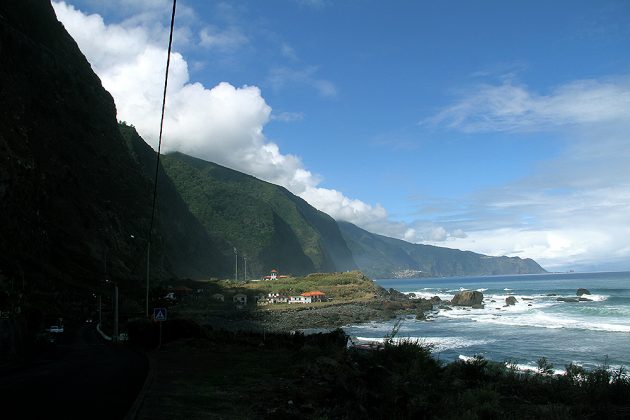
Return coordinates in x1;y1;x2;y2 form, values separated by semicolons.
0;324;148;419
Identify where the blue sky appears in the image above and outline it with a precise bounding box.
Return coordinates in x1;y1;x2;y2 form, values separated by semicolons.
53;0;630;271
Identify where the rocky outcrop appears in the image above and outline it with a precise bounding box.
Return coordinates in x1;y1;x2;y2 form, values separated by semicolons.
576;288;591;296
505;296;517;306
451;291;483;306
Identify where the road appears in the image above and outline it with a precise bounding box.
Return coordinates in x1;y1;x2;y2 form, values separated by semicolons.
0;323;148;419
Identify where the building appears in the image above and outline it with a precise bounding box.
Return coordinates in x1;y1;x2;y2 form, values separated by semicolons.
268;292;289;304
233;293;247;304
300;291;327;302
263;269;279;280
233;293;248;310
289;295;312;304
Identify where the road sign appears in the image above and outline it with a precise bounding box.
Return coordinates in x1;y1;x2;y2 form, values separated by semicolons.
153;307;167;321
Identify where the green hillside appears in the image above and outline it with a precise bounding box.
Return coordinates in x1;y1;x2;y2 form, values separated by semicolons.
338;221;546;278
119;125;231;279
160;152;357;277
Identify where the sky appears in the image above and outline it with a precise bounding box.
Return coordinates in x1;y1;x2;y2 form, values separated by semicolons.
51;0;630;272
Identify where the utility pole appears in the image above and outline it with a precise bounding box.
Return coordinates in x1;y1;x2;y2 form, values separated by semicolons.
146;243;150;317
243;255;247;282
113;283;119;344
234;247;238;281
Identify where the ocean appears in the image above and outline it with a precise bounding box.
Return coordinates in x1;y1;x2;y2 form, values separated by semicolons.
344;271;630;373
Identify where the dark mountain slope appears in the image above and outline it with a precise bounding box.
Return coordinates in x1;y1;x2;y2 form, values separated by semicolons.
160;152;357;276
0;0;160;291
338;221;546;278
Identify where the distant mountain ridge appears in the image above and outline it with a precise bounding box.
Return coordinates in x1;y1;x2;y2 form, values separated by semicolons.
338;222;546;278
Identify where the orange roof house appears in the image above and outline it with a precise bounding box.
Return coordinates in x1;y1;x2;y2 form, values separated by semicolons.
300;291;327;302
300;291;325;297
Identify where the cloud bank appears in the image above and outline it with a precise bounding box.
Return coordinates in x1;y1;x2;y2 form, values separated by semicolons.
53;1;384;224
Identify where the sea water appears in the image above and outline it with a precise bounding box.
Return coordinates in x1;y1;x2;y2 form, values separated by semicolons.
344;272;630;373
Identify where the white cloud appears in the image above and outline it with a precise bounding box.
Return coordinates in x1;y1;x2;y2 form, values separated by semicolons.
429;78;630;132
268;66;337;97
52;1;371;225
421;77;630;270
199;26;248;50
271;111;305;122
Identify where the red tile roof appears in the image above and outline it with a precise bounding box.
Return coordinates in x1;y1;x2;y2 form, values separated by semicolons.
300;291;326;297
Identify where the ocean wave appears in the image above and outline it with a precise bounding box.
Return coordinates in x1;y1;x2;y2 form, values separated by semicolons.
445;310;630;333
354;336;493;352
407;291;453;301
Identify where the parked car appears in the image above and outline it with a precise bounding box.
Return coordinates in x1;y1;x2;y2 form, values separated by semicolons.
47;325;64;333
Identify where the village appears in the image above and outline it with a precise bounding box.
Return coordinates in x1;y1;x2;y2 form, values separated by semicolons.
163;269;330;311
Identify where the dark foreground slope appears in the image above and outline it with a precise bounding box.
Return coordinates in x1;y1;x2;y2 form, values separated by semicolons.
161;152;357;276
339;221;546;278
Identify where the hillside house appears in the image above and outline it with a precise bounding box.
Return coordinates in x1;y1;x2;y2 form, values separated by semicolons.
301;291;327;302
263;269;279;280
289;295;312;304
233;293;247;304
268;292;289;304
233;293;248;310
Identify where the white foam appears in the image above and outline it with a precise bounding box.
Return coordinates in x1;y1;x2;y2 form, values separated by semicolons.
434;301;630;333
458;355;565;376
407;291;453;301
355;336;492;352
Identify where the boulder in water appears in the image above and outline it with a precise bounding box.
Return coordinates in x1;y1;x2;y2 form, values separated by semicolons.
557;297;579;303
451;291;483;306
505;296;518;306
576;288;591;296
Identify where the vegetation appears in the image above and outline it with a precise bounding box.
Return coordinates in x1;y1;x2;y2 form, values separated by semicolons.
159;152;357;276
137;323;630;419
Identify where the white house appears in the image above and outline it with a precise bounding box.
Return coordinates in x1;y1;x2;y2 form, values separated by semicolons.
268;292;289;304
233;293;247;305
289;295;312;304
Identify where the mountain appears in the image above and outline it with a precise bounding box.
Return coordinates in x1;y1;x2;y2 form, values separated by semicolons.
338;221;547;278
0;0;162;293
159;152;357;276
119;125;231;279
0;0;235;325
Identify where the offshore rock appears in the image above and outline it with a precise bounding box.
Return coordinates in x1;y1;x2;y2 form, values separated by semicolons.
505;296;518;306
451;291;483;306
576;288;591;296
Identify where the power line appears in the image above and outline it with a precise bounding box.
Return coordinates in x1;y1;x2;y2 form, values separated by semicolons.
146;0;177;316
